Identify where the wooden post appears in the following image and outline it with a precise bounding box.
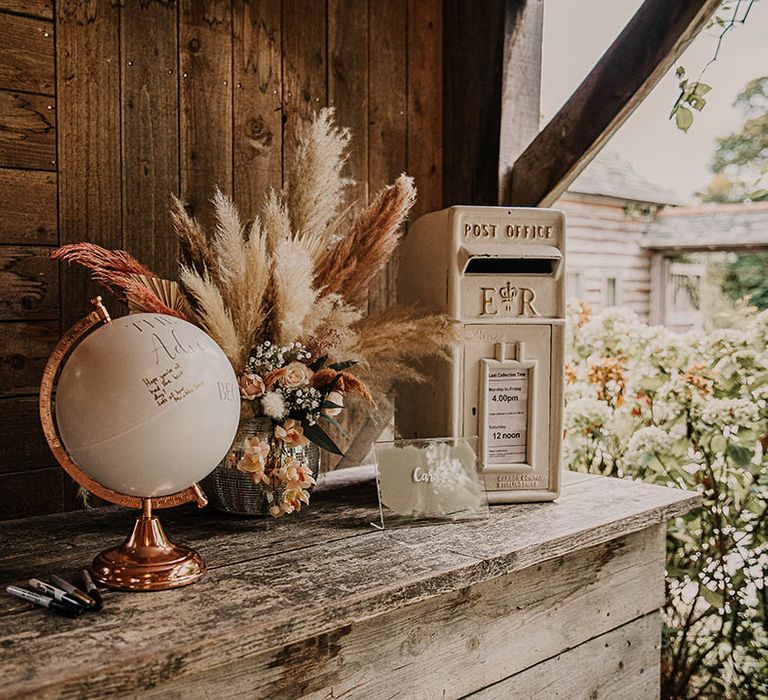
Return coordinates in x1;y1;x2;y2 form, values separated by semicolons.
506;0;721;207
498;0;543;205
649;252;667;326
443;0;507;206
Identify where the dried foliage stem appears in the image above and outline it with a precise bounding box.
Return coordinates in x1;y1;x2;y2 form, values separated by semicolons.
51;243;187;320
315;174;416;305
350;307;460;392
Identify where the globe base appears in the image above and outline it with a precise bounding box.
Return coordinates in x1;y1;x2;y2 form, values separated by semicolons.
91;510;206;591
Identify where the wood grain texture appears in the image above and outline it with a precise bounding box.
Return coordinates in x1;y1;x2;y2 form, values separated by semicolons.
281;0;326;171
121;0;179;279
0;168;56;244
233;0;282;215
407;0;441;219
0;319;57;396
469;612;661;700
0;472;698;696
179;0;233;228
0;396;54;473
367;0;406;313
507;0;721;207
0;89;56;170
328;0;368;207
0;466;63;519
146;527;665;699
443;0;506;206
0;0;53;19
0;12;54;94
498;0;543;204
0;245;59;319
56;0;122;328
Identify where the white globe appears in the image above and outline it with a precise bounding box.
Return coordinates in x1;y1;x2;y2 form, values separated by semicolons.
55;313;240;498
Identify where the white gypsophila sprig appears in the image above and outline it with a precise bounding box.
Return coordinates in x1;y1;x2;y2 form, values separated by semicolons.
284;386;323;424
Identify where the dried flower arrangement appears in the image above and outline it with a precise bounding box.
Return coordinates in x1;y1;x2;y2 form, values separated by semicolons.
53;108;456;517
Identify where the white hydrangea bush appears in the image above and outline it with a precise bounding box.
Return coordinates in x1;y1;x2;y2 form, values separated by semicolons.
565;303;767;699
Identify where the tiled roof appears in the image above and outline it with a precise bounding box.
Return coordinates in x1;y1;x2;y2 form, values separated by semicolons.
642;201;768;250
567;149;680;205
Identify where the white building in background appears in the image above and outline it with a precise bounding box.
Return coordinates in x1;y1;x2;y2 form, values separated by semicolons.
557;150;768;332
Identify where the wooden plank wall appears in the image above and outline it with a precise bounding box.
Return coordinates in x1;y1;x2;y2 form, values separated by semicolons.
0;0;443;519
0;1;63;519
558;192;653;319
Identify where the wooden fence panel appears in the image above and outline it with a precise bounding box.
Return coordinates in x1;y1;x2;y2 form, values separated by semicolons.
281;0;326;173
0;90;55;170
0;12;54;94
0;169;56;244
56;0;121;328
121;0;180;279
180;0;233;228
233;0;283;216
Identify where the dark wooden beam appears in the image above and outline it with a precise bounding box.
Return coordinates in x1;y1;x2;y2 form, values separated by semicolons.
506;0;721;207
443;0;508;206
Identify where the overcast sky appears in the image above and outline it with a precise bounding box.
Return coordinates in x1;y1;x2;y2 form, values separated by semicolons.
541;0;768;203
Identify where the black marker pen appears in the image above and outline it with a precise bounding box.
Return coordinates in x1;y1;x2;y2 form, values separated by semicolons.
28;579;85;612
80;569;103;611
5;585;82;618
51;575;96;609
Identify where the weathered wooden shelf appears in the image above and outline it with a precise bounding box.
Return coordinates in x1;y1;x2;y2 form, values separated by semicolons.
0;469;699;699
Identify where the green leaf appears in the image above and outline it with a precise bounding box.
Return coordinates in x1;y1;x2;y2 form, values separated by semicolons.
301;420;344;455
675;106;694;132
309;355;327;371
700;586;724;609
727;442;752;467
329;360;358;371
687;94;706;111
676;66;686;79
710;433;727;454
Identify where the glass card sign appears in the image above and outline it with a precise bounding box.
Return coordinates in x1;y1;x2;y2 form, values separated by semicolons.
373;437;488;527
480;344;536;471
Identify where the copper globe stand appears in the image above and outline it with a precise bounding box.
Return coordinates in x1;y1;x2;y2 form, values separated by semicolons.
39;297;211;592
91;497;206;591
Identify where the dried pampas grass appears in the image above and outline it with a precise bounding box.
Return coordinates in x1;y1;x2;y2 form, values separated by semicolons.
180;267;243;370
270;236;317;345
173;188;273;367
170;195;214;275
350;307;459;392
286;108;353;240
315;174;416;305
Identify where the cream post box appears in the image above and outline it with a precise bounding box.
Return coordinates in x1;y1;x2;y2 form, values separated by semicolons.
397;206;565;502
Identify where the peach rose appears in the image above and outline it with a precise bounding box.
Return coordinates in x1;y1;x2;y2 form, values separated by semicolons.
267;361;313;390
239;373;265;401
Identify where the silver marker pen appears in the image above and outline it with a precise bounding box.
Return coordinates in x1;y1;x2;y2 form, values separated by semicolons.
6;585;82;618
51;574;97;609
28;579;85;612
80;569;103;611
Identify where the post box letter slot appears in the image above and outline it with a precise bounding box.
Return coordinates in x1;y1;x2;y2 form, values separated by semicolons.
464;257;559;275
